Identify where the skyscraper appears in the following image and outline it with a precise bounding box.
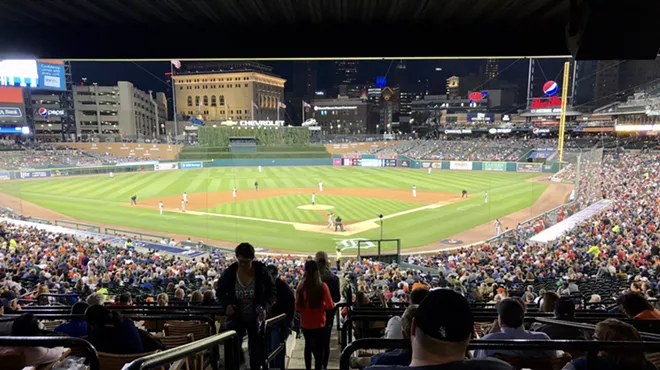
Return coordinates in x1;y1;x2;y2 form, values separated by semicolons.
334;61;359;86
293;61;317;102
484;59;499;80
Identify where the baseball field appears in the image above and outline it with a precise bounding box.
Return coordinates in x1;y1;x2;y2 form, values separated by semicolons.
0;166;559;253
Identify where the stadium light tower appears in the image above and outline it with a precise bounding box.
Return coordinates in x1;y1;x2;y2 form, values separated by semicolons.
557;61;571;170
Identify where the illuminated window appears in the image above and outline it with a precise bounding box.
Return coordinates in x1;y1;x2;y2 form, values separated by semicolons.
187;96;192;106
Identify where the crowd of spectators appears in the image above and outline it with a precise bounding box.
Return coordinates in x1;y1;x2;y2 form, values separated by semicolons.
0;145;150;169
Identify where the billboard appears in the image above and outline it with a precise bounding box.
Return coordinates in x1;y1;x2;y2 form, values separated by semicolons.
0;60;66;91
0;172;10;180
483;162;506;171
450;161;472;170
517;163;543;173
180;161;203;169
467;113;495;122
15;170;52;179
0;86;26;125
155;163;179;171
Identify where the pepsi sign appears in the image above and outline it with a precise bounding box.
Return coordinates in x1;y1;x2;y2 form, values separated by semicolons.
37;107;65;117
543;81;558;96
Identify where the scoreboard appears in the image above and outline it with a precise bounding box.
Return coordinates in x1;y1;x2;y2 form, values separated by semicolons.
340;154;397;167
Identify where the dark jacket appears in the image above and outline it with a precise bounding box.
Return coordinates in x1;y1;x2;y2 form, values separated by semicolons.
272;279;295;326
321;272;341;328
216;260;276;316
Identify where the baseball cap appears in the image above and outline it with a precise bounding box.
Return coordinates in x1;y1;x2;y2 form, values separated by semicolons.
416;289;474;342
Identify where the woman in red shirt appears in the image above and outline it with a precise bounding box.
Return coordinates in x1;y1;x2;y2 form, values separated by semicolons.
296;260;334;370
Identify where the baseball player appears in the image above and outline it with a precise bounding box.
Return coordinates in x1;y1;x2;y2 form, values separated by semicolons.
258;165;262;173
484;191;489;204
327;212;335;229
428;167;431;175
158;201;163;215
131;195;137;205
232;187;237;199
461;189;468;198
319;181;323;192
109;172;114;178
312;192;316;205
495;219;502;236
183;192;188;203
412;185;417;198
181;199;186;212
254;181;259;191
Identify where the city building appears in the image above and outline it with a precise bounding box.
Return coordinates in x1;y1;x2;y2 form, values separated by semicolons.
334;61;359;86
309;97;379;134
31;91;67;138
173;61;286;123
292;60;318;104
446;76;460;100
73;81;167;138
484;59;499;80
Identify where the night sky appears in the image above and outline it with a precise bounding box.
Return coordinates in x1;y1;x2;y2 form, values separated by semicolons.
71;58;567;111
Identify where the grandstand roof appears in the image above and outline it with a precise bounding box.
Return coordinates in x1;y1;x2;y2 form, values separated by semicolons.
0;0;569;59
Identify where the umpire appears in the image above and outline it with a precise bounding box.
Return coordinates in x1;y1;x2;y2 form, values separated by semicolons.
335;215;345;232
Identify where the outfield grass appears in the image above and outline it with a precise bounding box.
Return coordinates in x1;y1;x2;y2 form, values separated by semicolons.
0;167;547;252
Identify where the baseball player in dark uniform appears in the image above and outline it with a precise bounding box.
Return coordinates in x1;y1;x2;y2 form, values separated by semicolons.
254;181;259;191
131;195;137;205
461;189;468;198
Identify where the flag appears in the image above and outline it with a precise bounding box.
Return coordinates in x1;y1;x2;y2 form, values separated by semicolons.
253;101;260;109
303;101;311;108
170;60;181;69
278;101;287;109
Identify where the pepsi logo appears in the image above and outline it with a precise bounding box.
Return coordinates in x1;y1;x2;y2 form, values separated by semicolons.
543;81;558;96
533;127;539;134
38;107;48;117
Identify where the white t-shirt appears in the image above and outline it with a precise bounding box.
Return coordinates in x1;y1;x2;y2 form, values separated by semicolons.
385;316;403;339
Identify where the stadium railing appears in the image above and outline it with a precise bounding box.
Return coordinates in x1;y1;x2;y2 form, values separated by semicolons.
339;338;660;370
54;219;101;233
263;313;287;370
0;336;100;370
534;317;660;340
105;227;171;244
123;330;240;370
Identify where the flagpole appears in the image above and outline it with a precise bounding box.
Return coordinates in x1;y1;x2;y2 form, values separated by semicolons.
277;102;280;121
170;63;178;146
251;100;255;120
301;101;305;124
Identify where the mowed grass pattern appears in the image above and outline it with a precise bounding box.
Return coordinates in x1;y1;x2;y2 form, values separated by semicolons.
0;167;546;252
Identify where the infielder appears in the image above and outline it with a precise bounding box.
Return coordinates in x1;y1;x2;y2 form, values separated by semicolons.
484;191;489;203
254;181;259;191
181;199;186;212
183;192;188;203
412;185;417;198
158;201;163;215
319;181;323;192
312;192;316;205
232;187;237;199
495;219;502;236
327;212;335;229
109;172;114;178
131;195;137;205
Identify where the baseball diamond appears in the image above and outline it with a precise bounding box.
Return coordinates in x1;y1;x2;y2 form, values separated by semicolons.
0;165;570;253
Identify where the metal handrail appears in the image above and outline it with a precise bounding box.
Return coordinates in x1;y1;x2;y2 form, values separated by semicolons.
340;338;660;370
535;317;660;340
123;330;239;370
263;313;287;370
0;336;100;370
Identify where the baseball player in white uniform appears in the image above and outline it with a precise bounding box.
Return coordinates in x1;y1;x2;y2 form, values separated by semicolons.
158;201;163;215
232;187;237;199
319;181;323;192
181;199;186;212
428;167;431;175
109;172;114;178
258;165;262;173
312;192;316;205
412;185;417;198
327;213;335;228
484;192;489;203
495;219;502;235
183;192;188;203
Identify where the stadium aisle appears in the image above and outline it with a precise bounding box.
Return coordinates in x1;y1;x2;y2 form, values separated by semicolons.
287;330;342;369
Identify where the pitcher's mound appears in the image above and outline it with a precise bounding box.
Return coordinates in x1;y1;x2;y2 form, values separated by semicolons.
298;204;334;211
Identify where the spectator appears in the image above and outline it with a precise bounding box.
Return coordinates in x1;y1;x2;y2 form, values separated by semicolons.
111;292;133;306
171;288;186;304
157;293;169;306
386;286;429;339
534;297;588;340
216;242;276;370
86;292;105;307
201;290;216;306
1;292;21;314
54;302;89;337
0;314;65;367
540;292;560;312
190;290;203;304
364;289;513;370
474;298;557;359
369;304;417;366
85;305;144;354
296;260;334;370
268;264;295;369
564;319;657;370
617;292;660;319
315;251;340;369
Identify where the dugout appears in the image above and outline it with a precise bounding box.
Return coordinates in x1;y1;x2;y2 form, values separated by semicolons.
228;136;257;153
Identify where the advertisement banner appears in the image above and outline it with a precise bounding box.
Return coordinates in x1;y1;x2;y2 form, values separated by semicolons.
16;170;51;179
432;162;442;169
360;159;380;168
180;161;203;169
420;162;431;169
450;161;472;171
155;163;179;171
0;172;10;180
333;158;342;166
398;159;410;168
517;163;543;173
483;162;507;171
117;161;158;166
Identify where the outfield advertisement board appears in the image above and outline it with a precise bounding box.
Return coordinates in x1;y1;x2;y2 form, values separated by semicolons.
483;162;507;171
398;159;410;168
517;163;543;173
450;161;472;170
332;158;342;166
15;170;51;179
155;163;179;171
0;172;10;180
180;162;203;169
